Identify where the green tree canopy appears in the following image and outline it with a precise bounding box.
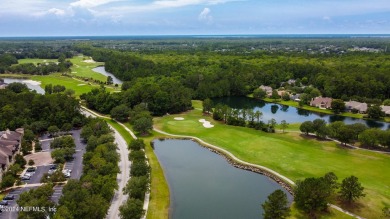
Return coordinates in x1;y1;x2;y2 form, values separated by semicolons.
339;175;365;203
261;189;290;219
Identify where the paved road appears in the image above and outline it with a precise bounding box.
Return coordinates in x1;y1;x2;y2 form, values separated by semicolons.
80;108;131;219
26;166;50;184
50;185;64;204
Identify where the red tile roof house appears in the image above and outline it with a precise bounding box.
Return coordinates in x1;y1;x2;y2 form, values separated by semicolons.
310;97;333;109
0;128;23;181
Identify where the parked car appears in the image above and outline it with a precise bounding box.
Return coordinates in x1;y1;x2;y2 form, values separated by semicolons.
0;200;8;206
49;164;57;170
21;175;30;180
48;169;55;175
24;172;34;177
26;167;36;172
3;195;14;200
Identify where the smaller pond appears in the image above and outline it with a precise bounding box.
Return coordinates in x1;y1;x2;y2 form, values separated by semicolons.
213;96;390;130
2;78;45;94
154;139;292;219
92;66;123;84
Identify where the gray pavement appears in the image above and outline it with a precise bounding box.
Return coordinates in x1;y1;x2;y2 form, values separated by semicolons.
1;129;87;219
0;187;37;219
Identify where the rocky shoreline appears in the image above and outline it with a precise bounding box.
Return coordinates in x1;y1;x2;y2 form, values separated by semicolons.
155;137;295;195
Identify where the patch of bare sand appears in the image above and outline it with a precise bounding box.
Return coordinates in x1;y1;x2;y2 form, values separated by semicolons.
24;152;53;166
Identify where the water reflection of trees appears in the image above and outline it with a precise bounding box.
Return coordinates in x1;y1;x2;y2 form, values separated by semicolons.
296;108;311;116
280;105;289;112
329;115;345;123
365;119;384;129
212;96;265;109
271;105;279;114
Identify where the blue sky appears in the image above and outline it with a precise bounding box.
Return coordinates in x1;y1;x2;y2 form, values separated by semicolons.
1;0;390;36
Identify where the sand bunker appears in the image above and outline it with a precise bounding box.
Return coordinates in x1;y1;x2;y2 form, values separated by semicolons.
77;84;86;86
83;59;96;63
22;80;41;86
174;117;185;120
198;118;214;128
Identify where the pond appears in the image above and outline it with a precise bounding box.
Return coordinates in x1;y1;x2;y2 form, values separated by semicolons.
212;96;390;130
2;78;45;94
92;66;123;84
153;139;293;219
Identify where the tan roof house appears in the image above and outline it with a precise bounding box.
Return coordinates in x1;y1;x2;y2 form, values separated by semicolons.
259;85;273;97
0;129;23;180
381;106;390;116
345;101;368;114
310;97;333;109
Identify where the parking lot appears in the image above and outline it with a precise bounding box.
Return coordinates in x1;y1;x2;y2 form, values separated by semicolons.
0;129;87;218
0;186;37;219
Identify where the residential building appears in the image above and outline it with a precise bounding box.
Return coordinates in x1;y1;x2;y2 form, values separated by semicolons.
0;128;23;179
310;97;333;109
259;85;273;97
345;101;368;114
290;94;301;102
381;106;390;116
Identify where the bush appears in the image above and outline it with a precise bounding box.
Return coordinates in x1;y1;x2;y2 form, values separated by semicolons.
128;139;145;151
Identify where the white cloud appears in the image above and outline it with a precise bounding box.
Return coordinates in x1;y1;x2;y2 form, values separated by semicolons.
322;16;331;21
47;8;66;16
198;7;213;23
70;0;122;8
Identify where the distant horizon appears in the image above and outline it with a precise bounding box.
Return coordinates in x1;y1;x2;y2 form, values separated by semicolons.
2;33;390;39
1;0;390;36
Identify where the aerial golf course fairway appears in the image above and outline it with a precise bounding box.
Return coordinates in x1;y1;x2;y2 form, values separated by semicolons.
153;101;390;219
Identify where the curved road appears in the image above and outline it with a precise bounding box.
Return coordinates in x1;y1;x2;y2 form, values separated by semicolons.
81;107;150;219
81;108;130;219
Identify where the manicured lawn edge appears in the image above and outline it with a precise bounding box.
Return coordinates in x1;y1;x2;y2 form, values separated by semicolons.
122;123;170;219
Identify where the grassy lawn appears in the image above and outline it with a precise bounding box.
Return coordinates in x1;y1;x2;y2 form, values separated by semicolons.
69;55;107;82
17;58;58;65
154;108;390;219
31;73;117;97
122;123;170;219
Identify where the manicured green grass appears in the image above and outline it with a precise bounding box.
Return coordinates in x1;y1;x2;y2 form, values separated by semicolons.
69;55;107;82
17;58;57;65
122;123;170;219
154;109;390;219
289;204;354;219
0;74;31;79
31;73;116;97
191;100;203;110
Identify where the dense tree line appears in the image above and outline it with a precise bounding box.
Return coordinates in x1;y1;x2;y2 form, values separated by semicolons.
0;85;85;132
81;77;192;116
76;45;390;100
17;184;56;219
55;118;119;219
300;119;390;150
119;139;150;219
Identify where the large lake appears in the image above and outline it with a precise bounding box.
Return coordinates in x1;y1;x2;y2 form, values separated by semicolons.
92;66;123;84
154;139;292;219
2;78;45;94
213;96;390;130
